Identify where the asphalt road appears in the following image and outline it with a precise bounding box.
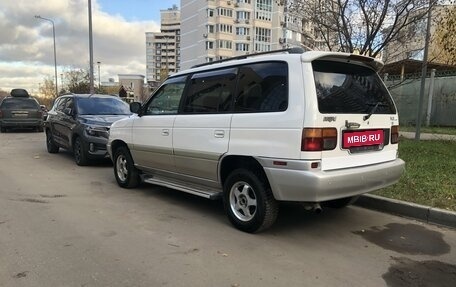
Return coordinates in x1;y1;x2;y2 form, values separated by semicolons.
1;131;456;287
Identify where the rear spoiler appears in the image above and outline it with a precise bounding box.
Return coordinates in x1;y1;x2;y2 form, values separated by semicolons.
301;51;384;72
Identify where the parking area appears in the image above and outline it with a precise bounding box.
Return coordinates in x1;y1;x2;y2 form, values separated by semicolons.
1;132;456;287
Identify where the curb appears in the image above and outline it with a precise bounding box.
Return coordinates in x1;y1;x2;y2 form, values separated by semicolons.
354;194;456;229
399;131;456;141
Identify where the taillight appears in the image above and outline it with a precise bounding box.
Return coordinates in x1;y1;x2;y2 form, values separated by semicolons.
302;128;337;151
391;125;399;144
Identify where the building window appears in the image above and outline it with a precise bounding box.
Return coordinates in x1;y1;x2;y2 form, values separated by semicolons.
207;9;214;17
218;40;233;49
236;27;250;35
235;43;249;51
236;11;250;20
255;27;271;43
255;43;271;52
217;24;233;34
206;41;214;50
217;8;233;17
255;0;272;21
207;24;215;34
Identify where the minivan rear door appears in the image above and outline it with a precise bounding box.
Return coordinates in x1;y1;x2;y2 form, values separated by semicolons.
308;58;399;171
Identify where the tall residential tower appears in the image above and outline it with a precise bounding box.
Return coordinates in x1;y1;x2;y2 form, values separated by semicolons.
146;5;181;88
181;0;304;70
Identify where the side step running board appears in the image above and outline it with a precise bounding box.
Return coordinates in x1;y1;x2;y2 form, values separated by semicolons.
142;175;222;200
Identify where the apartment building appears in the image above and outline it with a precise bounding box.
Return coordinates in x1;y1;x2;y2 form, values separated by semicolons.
383;4;456;66
146;5;181;88
180;0;305;70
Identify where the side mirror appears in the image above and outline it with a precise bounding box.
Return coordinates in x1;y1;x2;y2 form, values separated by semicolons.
130;102;142;115
63;108;73;116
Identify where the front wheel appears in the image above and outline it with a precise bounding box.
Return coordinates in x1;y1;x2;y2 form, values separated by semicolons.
223;168;278;233
73;137;89;166
46;130;59;153
113;146;140;188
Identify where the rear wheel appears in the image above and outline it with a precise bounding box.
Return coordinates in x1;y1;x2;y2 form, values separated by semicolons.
113;146;140;188
223;168;278;233
73;137;89;166
0;127;6;133
46;130;59;153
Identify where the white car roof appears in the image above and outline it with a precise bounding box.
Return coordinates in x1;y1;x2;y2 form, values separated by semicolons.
172;49;384;78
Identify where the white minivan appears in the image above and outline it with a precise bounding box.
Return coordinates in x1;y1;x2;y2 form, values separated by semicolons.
107;48;405;233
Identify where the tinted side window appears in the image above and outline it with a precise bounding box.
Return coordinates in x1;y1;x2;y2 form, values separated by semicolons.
234;62;288;112
65;98;74;110
145;76;187;115
313;60;396;114
55;98;68;112
183;68;236;114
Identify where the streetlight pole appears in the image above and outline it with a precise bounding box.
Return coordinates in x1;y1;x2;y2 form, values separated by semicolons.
88;0;95;94
415;1;434;140
35;15;58;97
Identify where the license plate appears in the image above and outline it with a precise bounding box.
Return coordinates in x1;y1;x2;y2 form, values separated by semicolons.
343;130;384;149
12;112;28;117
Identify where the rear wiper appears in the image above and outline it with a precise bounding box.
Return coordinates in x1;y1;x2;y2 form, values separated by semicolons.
363;102;383;121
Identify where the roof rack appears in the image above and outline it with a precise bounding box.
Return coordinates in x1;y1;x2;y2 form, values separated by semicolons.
191;47;305;69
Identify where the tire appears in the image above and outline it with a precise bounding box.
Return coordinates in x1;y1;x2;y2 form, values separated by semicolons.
0;127;6;133
37;126;44;132
73;137;89;166
113;146;140;188
323;196;359;209
223;168;278;233
46;130;59;153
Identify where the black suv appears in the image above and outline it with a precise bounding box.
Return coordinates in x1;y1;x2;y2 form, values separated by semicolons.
0;89;44;132
45;94;132;165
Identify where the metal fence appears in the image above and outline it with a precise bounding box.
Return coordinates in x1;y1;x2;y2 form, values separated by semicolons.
384;72;456;127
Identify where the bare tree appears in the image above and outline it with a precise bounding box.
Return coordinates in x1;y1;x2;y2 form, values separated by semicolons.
64;68;91;94
0;89;9;102
288;0;433;58
39;76;56;98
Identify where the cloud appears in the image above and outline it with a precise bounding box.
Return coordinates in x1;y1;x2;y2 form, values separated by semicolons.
0;0;159;93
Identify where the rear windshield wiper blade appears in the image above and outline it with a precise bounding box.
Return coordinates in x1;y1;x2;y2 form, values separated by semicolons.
364;102;383;121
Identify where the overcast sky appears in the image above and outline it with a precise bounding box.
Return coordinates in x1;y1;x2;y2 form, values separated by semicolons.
0;0;180;94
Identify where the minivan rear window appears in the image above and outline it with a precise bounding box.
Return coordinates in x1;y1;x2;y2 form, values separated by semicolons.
312;60;396;114
0;98;39;109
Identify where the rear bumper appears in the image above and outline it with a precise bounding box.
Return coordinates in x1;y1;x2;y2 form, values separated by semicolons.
260;158;405;202
0;119;43;128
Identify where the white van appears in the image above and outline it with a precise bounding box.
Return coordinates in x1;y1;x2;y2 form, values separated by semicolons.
107;48;405;233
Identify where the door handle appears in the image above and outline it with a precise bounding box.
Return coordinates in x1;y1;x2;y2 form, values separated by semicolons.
214;130;225;138
162;129;170;136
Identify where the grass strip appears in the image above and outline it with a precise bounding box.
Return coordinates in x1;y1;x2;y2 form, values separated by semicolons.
374;138;456;211
400;126;456;135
